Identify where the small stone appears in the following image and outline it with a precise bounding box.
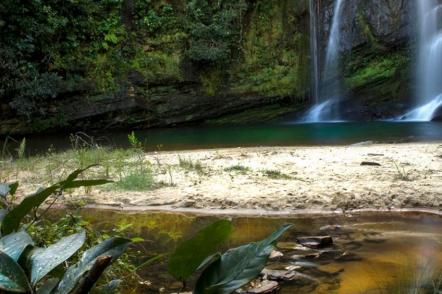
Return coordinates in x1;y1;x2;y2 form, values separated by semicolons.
269;250;284;259
262;269;297;281
246;280;279;294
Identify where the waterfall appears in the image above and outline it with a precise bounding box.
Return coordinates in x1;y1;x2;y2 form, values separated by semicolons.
305;0;345;122
400;0;442;121
309;0;320;104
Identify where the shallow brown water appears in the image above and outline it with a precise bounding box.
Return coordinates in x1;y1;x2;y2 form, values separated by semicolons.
79;209;442;294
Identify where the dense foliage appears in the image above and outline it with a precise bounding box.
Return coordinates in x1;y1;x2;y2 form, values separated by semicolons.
0;168;130;293
0;0;310;132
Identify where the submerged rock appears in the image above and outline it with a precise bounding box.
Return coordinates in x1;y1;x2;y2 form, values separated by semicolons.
262;268;318;284
246;280;279;294
296;236;333;249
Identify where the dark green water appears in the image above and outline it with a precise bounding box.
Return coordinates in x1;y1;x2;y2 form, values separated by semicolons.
5;121;442;154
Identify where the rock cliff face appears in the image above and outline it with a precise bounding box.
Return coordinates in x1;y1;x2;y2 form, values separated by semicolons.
320;0;412;51
315;0;414;120
0;0;422;135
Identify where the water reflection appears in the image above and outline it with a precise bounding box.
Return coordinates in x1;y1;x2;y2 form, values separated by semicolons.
2;122;442;155
79;210;442;293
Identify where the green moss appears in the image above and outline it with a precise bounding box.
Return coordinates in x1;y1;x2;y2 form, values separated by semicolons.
230;0;309;98
131;50;182;82
345;52;408;89
200;70;222;96
206;104;298;125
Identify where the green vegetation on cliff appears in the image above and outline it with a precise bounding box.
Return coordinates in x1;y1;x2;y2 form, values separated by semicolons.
0;0;310;133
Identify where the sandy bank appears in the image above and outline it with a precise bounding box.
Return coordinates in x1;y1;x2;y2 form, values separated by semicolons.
81;142;442;212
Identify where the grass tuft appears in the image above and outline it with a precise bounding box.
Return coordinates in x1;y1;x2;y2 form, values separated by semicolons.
262;169;292;180
224;165;251;174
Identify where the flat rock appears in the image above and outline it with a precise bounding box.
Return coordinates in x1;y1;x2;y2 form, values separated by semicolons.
246;280;279;294
296;236;333;249
262;269;297;281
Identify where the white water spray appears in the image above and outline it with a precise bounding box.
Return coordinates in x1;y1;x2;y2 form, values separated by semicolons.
400;0;442;121
305;0;345;122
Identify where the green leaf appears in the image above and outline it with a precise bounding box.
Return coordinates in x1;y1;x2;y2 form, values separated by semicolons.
0;183;17;197
194;224;292;294
0;231;34;261
0;184;10;197
0;251;31;293
27;231;86;285
0;209;7;223
64;179;113;189
37;278;59;294
168;220;233;281
55;237;131;294
9;182;19;196
1;185;58;235
1;166;99;235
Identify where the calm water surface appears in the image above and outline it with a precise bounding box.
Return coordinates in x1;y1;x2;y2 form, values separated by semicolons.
80;210;442;294
5;121;442;154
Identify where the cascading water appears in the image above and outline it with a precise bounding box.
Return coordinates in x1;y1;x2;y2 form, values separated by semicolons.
309;0;320;104
305;0;345;122
400;0;442;121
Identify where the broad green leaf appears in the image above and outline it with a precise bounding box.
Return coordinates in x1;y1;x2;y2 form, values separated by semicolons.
9;182;19;196
0;184;10;197
1;185;59;235
0;231;34;261
194;224;292;294
168;220;233;281
27;231;86;285
0;183;17;197
0;251;31;293
37;278;59;294
1;166;101;235
55;237;131;294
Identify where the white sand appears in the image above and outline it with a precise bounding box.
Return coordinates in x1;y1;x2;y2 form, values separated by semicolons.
86;142;442;211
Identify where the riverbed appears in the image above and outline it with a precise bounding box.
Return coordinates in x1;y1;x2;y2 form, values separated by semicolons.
80;209;442;293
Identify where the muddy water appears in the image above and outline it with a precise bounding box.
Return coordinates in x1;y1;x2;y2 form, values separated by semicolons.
79;209;442;293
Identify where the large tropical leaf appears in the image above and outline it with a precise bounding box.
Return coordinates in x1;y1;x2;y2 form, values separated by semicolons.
194;224;292;294
55;237;131;294
0;231;34;261
168;219;233;280
1;166;107;235
27;231;86;286
0;251;31;293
